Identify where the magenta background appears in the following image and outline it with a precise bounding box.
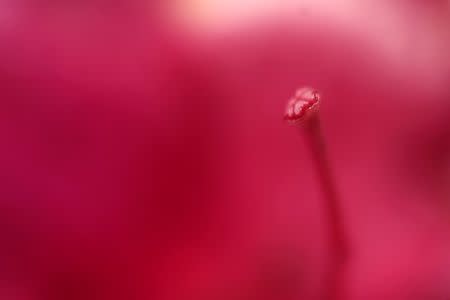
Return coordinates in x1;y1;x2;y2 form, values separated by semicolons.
0;1;449;299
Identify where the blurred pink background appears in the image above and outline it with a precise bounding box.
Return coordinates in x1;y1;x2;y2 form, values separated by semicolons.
0;1;449;299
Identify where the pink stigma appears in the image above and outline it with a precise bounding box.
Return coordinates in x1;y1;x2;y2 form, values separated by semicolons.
284;87;320;123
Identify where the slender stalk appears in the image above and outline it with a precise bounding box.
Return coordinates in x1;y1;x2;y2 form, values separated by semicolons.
285;88;349;300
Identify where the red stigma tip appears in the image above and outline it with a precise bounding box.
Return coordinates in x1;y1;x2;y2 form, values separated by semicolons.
284;87;320;124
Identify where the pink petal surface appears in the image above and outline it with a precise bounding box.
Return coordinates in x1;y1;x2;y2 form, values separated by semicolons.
0;1;449;300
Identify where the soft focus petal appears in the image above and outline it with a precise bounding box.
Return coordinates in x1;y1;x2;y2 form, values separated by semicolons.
1;1;449;300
